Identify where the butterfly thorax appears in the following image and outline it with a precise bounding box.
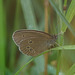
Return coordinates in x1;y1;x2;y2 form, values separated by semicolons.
47;35;57;48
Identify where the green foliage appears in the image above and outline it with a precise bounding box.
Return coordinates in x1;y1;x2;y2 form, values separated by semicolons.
21;0;38;29
0;0;6;74
65;64;75;75
62;0;75;32
0;0;75;75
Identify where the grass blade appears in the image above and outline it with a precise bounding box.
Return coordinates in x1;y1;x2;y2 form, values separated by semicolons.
21;0;38;29
65;64;75;75
51;45;75;50
15;57;34;75
62;0;75;32
14;44;75;75
0;0;6;73
49;0;75;36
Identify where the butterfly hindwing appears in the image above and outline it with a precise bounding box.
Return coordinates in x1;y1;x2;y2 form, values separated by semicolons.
19;37;50;56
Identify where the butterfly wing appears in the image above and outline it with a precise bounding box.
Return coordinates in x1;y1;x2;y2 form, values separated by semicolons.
19;37;50;56
12;29;52;46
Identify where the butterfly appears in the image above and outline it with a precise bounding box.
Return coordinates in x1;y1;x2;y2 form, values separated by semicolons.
12;29;57;56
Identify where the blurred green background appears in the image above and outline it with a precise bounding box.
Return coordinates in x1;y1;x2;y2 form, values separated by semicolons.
0;0;75;75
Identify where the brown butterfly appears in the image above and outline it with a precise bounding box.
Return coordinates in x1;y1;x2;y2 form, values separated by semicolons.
12;29;57;56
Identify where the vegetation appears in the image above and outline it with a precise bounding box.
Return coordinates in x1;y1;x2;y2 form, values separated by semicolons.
0;0;75;75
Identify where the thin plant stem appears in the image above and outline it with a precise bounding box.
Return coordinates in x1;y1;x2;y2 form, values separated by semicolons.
44;0;49;75
56;50;62;75
56;0;63;75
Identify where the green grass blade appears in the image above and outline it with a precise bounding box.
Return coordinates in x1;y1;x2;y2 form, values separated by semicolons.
15;57;34;75
0;0;6;73
62;0;75;32
21;0;38;29
66;0;75;22
51;45;75;50
65;64;75;75
64;0;67;6
14;45;75;75
49;0;75;36
55;0;63;75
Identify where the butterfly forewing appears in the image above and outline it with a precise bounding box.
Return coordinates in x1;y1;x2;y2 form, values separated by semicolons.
12;29;52;46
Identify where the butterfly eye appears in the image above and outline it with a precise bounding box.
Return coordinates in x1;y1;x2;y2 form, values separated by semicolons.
28;40;33;44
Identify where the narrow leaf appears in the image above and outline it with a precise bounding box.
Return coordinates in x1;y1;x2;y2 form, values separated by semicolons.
49;0;75;36
21;0;38;29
